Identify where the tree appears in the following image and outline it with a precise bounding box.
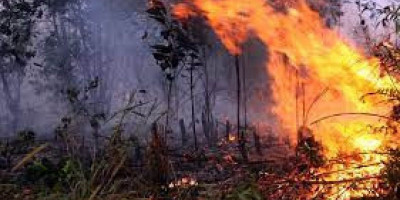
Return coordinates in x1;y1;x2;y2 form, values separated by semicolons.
0;0;44;133
147;0;202;149
37;0;112;153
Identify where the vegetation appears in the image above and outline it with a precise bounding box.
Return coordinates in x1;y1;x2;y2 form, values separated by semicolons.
3;0;400;199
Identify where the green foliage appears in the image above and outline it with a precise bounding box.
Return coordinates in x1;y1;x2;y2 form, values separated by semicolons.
0;0;45;131
0;130;37;170
36;0;102;114
53;77;106;142
59;158;81;184
17;130;36;144
23;158;58;186
0;0;43;68
356;0;400;33
147;0;202;81
225;182;263;200
16;157;82;189
44;0;79;14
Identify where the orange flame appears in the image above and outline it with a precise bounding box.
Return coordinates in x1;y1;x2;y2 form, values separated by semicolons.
174;0;400;198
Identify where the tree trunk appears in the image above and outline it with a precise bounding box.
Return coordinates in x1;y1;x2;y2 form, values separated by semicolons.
202;47;213;147
226;120;231;141
242;49;248;131
209;117;216;147
165;80;172;145
190;63;197;150
148;123;169;185
179;119;187;146
212;119;218;146
0;73;22;134
201;112;209;143
235;55;241;137
254;127;262;155
235;55;248;162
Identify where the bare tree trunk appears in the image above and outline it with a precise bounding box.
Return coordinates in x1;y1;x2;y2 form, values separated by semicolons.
148;123;169;185
235;55;241;137
202;47;213;147
254;126;262;155
226;120;231;141
165;81;172;145
11;75;21;133
242;49;248;131
235;55;248;162
190;63;198;150
202;112;209;143
212;119;217;146
92;126;99;160
0;72;22;134
202;113;216;147
179;119;187;146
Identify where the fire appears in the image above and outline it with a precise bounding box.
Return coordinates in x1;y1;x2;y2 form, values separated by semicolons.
173;0;400;198
228;134;236;142
354;136;382;152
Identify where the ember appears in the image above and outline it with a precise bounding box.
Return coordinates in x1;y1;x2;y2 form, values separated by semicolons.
169;176;198;188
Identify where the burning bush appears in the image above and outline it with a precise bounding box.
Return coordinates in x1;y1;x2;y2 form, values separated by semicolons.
296;126;325;170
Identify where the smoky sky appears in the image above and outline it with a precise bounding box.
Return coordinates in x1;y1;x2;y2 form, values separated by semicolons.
0;0;398;138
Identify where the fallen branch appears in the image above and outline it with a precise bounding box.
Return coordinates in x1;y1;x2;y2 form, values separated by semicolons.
263;175;382;186
304;176;382;185
12;143;48;172
309;112;390;125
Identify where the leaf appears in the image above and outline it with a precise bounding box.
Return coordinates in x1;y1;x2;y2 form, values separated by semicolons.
33;62;43;67
37;9;43;18
141;31;148;39
189;52;200;59
88;77;99;90
146;7;163;17
152;52;167;61
161;30;170;39
150;0;167;14
151;44;172;54
149;15;166;24
160;62;170;71
192;62;202;67
170;54;180;69
227;183;263;200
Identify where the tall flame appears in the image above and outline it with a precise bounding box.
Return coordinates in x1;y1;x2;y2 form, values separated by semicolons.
174;0;399;198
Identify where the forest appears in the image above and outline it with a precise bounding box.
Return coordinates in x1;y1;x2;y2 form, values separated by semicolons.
2;0;400;199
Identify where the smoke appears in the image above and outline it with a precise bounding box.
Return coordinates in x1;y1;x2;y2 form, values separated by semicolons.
340;0;398;46
1;0;398;139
